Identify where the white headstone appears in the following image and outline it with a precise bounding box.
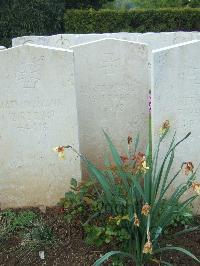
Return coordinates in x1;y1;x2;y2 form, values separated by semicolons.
12;34;114;48
12;32;200;50
71;38;150;169
152;40;200;212
0;44;81;208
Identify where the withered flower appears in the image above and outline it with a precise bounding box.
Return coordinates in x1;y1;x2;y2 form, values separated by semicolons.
53;146;65;160
192;182;200;195
134;213;140;227
127;136;133;145
183;162;194;175
134;152;149;173
120;155;129;164
159;120;170;135
143;232;153;254
141;203;151;216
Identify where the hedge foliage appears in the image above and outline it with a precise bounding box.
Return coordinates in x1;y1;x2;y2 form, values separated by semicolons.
65;0;114;9
0;0;65;47
64;8;200;33
0;3;200;47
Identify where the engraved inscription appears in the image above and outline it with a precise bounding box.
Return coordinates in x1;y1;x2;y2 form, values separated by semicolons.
99;52;120;76
0;98;63;130
15;57;44;89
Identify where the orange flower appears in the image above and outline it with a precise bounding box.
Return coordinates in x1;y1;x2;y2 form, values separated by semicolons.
183;162;194;175
134;152;145;164
141;203;151;216
134;213;140;227
159;120;170;135
120;155;129;164
53;146;65;160
192;182;200;195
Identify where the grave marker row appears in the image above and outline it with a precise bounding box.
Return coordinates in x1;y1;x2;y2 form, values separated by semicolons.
0;38;199;211
12;32;200;50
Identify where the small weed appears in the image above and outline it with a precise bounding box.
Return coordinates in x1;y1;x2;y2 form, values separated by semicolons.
21;220;54;247
13;211;38;229
0;209;54;249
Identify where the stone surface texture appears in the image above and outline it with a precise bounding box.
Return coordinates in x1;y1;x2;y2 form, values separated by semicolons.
0;44;81;208
71;39;150;170
152;40;200;213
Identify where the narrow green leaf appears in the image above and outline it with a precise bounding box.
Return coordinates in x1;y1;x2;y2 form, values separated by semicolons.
133;178;146;201
103;130;122;166
174;226;200;237
161;150;174;194
154;246;200;263
93;251;134;266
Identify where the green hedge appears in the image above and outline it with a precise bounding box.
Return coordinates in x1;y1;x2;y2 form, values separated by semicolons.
0;0;65;47
64;8;200;33
0;5;200;47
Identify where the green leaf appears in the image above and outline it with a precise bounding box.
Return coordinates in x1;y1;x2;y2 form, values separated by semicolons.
103;130;122;167
154;246;200;263
174;226;200;237
93;251;134;266
86;159;112;201
160;261;173;266
132;178;146;201
70;178;78;190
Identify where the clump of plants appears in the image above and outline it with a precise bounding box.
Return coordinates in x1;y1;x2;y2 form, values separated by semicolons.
0;210;54;248
0;210;38;242
20;220;55;248
58;177;98;223
54;118;200;265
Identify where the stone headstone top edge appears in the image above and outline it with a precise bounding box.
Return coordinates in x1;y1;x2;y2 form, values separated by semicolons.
152;39;200;53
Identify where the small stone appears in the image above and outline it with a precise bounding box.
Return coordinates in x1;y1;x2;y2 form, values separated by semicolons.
39;251;45;260
39;205;47;213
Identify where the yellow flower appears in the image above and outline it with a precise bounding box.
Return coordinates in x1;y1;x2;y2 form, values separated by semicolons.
141;160;150;172
53;146;65;160
141;203;151;216
143;240;153;254
109;215;130;225
192;182;200;195
159;120;170;136
134;152;149;173
134;213;140;227
183;162;194;176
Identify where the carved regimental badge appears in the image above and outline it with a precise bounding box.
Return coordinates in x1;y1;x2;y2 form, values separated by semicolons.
16;56;44;89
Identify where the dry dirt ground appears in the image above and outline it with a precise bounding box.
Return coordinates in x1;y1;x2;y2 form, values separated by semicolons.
0;207;199;266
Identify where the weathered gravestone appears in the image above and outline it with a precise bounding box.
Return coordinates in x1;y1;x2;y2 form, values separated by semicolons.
12;32;200;50
71;39;150;170
136;32;200;50
12;33;137;48
0;44;81;208
152;40;200;213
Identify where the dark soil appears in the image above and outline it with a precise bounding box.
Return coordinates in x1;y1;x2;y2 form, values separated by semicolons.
0;207;199;266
